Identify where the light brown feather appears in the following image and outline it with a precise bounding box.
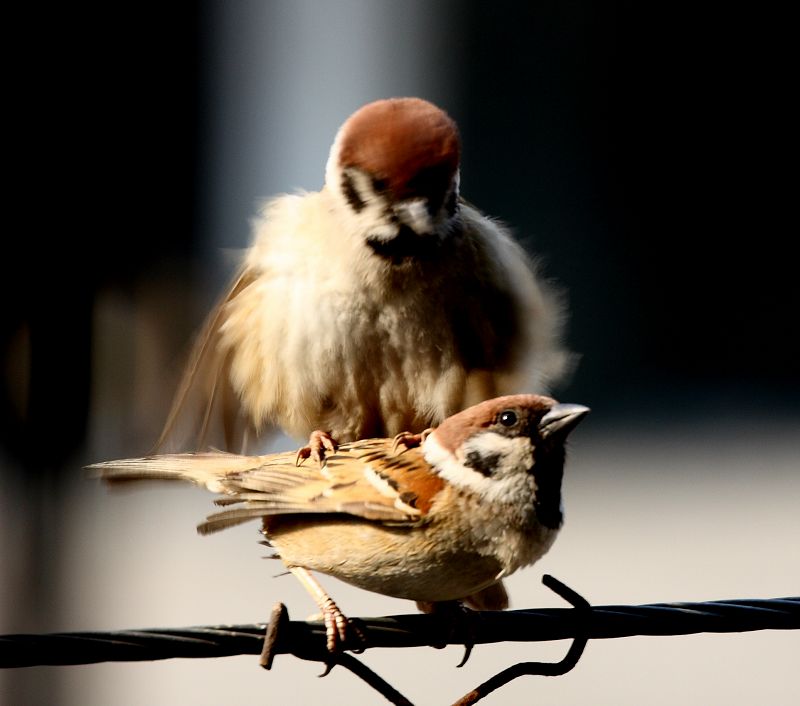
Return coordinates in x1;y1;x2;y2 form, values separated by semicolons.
155;268;259;453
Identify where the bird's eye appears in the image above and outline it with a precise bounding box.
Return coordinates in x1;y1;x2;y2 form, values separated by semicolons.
499;410;518;427
372;177;389;194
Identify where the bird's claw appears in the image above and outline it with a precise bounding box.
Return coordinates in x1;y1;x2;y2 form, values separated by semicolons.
296;430;338;466
391;428;433;455
456;641;474;668
417;599;477;667
317;600;365;654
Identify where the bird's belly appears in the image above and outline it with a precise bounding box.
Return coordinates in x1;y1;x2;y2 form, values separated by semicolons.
269;518;503;603
238;277;515;442
281;296;471;440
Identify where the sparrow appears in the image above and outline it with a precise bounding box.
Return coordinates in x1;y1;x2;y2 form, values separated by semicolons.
157;97;570;460
91;394;589;652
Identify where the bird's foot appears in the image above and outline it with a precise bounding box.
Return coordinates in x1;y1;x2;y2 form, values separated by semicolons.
416;599;477;667
296;430;338;466
391;428;433;455
309;600;365;654
290;566;365;653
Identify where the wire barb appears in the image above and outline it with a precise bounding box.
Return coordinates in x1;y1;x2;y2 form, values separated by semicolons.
260;601;411;703
452;574;590;705
324;653;414;706
260;602;288;670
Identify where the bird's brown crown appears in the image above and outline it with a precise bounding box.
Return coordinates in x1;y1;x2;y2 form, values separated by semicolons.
337;97;461;202
433;394;557;452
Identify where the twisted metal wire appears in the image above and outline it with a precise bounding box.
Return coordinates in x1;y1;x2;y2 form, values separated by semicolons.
3;595;798;668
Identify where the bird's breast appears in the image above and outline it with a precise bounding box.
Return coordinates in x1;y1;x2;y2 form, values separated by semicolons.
228;264;482;439
267;516;504;603
231;193;533;442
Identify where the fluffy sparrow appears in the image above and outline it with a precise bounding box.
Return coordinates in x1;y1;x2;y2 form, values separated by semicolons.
92;394;589;651
158;97;570;459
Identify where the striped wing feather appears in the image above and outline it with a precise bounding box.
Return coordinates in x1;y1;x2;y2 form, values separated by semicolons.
200;438;442;533
91;438;445;535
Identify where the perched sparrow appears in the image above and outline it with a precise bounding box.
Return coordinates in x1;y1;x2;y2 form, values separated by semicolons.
91;394;589;652
158;97;570;458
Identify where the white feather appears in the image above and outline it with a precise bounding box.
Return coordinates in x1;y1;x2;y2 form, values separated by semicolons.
423;431;536;505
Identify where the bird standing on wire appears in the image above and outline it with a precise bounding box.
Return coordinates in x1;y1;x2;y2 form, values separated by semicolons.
92;394;589;652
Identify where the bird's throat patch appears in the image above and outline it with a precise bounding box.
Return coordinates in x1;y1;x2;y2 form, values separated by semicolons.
365;227;439;264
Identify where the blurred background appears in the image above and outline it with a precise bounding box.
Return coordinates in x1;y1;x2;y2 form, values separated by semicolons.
2;2;797;704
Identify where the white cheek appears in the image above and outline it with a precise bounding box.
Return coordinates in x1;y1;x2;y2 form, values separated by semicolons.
423;432;534;504
423;432;492;494
365;221;399;240
336;167;398;241
461;432;534;477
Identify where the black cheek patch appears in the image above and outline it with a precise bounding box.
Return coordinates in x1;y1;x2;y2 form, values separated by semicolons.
342;172;366;213
366;225;441;264
464;450;502;477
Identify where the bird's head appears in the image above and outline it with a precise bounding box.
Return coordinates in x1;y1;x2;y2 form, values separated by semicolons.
423;395;590;529
325;97;462;262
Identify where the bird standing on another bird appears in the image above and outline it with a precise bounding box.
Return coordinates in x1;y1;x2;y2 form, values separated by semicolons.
158;97;570;460
92;394;589;652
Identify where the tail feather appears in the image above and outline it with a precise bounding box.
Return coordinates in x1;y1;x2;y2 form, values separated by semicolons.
86;452;274;493
198;505;294;534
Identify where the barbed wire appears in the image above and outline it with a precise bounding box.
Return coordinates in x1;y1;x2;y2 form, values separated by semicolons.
3;596;796;667
3;576;798;705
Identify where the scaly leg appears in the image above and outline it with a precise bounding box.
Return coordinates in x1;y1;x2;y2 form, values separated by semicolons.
289;566;351;652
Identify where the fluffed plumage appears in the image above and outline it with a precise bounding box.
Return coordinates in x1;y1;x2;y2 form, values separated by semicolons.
156;98;571;455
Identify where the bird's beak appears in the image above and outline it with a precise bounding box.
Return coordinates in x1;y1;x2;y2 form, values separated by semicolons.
539;404;590;439
394;198;433;235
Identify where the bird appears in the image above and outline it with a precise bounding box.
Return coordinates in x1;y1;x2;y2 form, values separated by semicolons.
91;393;589;652
157;96;571;461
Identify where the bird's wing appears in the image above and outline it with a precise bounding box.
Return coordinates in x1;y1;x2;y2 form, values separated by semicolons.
89;438;445;534
154;268;259;454
87;450;279;491
200;438;445;533
450;201;571;395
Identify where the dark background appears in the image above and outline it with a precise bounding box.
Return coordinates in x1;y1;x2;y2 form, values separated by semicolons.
3;3;796;479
